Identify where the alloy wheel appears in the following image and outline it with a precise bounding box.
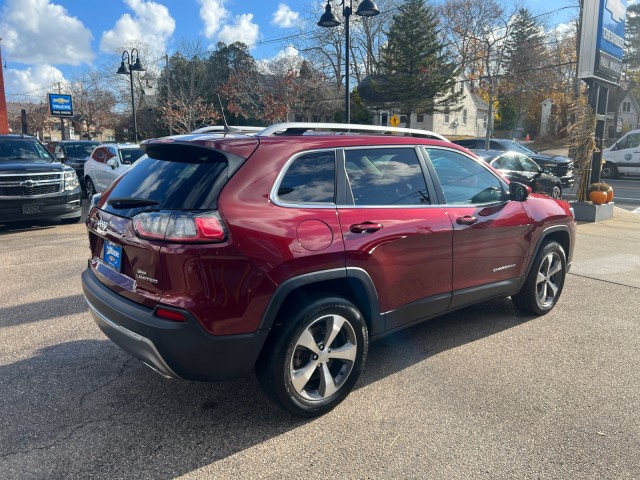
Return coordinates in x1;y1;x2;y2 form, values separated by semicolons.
535;251;563;308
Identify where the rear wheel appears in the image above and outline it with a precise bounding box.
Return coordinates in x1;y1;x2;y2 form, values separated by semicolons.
601;162;618;179
512;241;567;315
257;296;368;417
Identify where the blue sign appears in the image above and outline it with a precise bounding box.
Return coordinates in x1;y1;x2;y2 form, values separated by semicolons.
596;0;627;79
48;93;74;117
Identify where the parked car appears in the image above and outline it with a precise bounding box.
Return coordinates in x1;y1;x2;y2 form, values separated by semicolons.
81;122;576;417
47;140;101;190
0;134;82;224
472;149;563;199
453;138;575;187
83;143;145;198
602;129;640;178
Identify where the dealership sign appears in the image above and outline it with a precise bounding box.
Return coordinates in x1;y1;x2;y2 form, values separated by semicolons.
48;93;74;117
578;0;627;84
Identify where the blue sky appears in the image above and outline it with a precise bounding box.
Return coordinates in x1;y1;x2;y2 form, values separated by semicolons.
0;0;580;103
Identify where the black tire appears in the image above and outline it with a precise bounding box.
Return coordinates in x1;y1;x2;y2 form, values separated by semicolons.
550;184;562;199
512;241;567;315
601;162;618;179
85;177;96;199
60;215;81;225
256;296;368;417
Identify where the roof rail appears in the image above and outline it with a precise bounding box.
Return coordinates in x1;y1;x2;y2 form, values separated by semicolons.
256;122;448;142
191;125;263;134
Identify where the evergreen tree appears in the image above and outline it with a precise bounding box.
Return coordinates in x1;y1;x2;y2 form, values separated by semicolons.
372;0;462;127
502;8;548;132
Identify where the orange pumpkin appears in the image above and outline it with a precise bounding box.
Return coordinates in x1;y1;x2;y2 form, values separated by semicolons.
605;187;614;203
589;190;608;205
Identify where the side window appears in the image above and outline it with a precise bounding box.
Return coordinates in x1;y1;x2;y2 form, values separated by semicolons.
277;151;336;204
345;148;430;206
624;133;640;149
92;148;105;163
427;148;507;205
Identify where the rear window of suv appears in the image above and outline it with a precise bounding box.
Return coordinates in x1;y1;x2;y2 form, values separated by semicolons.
101;149;232;217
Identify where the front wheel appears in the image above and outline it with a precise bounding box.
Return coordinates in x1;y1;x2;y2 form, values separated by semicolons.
257;296;368;417
85;177;97;199
512;241;567;315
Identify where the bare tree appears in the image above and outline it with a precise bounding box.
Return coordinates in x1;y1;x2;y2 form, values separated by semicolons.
67;69;117;138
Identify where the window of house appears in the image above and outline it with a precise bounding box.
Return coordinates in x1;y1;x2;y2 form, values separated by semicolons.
381;113;388;125
417;114;425;123
444;109;450;124
623;101;631;113
400;115;408;124
483;116;488;128
426;148;507;205
277;151;336;204
462;109;468;125
345;148;430;206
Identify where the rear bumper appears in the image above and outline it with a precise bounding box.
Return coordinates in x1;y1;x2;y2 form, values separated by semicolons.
81;268;269;381
0;190;82;223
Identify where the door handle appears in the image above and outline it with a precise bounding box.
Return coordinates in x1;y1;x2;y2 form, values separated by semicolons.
350;222;383;233
456;215;478;226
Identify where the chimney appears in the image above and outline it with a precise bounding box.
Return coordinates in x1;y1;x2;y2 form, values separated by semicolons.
0;39;9;134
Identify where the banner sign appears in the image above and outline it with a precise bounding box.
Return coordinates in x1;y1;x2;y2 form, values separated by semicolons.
48;93;74;117
578;0;628;84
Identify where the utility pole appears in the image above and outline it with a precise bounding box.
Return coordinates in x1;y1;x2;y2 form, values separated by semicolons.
166;53;172;135
57;82;66;140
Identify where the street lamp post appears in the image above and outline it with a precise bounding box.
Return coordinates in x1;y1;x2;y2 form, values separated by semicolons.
317;0;380;124
117;49;145;142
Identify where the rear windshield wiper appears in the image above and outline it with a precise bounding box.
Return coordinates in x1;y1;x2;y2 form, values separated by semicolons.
107;197;159;208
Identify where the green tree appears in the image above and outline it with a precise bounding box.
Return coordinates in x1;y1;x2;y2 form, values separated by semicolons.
501;8;549;133
371;0;462;127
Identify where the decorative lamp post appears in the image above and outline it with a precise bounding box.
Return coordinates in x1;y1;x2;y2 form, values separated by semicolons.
117;49;145;142
318;0;380;124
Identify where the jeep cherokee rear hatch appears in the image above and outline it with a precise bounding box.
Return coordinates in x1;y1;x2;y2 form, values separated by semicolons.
86;138;258;312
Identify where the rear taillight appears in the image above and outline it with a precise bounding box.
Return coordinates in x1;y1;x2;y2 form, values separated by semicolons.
133;212;226;242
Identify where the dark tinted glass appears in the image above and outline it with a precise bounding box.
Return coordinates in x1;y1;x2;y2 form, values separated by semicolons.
427;148;507;205
0;138;52;163
102;156;228;217
119;148;145;165
277;152;335;204
346;148;430;206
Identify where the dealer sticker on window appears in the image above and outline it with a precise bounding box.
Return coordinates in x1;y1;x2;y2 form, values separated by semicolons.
103;240;123;272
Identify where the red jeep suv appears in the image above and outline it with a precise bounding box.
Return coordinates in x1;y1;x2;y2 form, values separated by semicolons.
81;123;576;416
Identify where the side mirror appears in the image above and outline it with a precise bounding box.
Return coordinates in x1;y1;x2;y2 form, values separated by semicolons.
509;182;530;202
55;152;65;160
106;158;117;169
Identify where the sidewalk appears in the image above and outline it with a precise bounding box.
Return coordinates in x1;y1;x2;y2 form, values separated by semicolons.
571;206;640;289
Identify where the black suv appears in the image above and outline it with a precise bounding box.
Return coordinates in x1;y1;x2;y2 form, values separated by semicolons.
0;135;82;224
48;140;101;190
453;138;575;187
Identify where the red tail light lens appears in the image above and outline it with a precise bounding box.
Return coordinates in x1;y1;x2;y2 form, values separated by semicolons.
155;307;187;322
133;212;226;242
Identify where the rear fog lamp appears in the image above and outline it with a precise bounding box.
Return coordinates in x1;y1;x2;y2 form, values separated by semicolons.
155;307;187;322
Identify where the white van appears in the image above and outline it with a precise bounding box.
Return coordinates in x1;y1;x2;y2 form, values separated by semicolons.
602;130;640;178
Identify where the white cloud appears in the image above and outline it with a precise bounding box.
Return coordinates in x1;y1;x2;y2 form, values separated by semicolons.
100;0;175;55
272;4;299;28
218;13;260;47
199;0;229;39
4;65;66;102
0;0;94;66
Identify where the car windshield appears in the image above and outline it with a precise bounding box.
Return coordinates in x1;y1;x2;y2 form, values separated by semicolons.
65;143;99;158
0;139;53;163
118;148;145;165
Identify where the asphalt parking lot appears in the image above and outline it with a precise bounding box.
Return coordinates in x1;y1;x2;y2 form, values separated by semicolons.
1;204;639;479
